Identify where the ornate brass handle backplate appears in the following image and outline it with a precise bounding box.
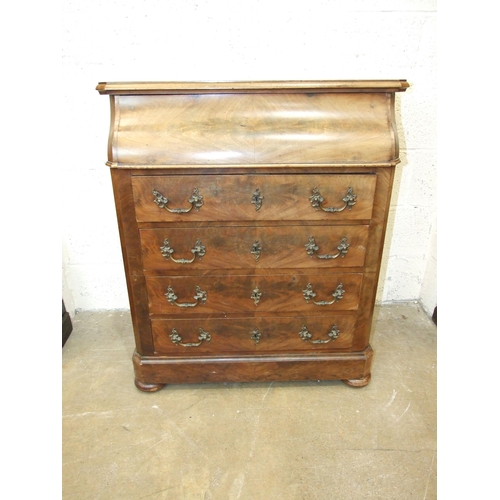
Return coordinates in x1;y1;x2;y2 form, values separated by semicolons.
251;287;263;306
251;188;263;211
170;328;211;347
250;241;262;261
305;236;350;259
153;187;204;213
309;187;356;213
303;283;345;306
250;328;262;345
160;238;206;264
299;325;340;344
165;285;207;308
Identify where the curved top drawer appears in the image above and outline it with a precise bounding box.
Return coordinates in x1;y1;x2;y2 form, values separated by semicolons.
103;90;404;166
132;174;377;222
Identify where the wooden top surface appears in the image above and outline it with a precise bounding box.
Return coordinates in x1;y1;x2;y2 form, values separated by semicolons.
96;80;409;95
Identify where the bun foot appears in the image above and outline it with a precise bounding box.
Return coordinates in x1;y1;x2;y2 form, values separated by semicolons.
342;373;371;388
134;378;165;392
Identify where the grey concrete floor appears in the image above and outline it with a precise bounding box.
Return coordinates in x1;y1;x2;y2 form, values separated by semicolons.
62;303;436;499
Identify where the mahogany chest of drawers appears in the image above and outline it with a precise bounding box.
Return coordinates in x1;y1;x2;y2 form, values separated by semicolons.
96;80;409;391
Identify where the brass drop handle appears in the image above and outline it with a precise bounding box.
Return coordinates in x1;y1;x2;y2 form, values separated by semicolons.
160;238;206;264
165;285;207;308
309;186;357;213
152;187;204;213
303;283;345;306
299;325;340;344
169;328;211;347
305;236;350;259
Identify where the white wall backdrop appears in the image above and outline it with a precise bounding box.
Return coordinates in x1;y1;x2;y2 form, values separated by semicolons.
61;0;437;316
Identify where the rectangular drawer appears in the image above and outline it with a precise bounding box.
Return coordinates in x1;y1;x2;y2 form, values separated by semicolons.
132;174;376;222
151;315;357;355
146;273;363;315
140;225;369;270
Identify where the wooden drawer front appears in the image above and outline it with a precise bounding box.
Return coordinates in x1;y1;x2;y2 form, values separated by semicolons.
140;225;369;270
132;174;376;222
146;273;362;315
152;315;357;355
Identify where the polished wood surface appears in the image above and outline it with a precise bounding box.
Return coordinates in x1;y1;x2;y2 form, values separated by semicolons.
146;273;363;315
139;225;369;271
96;80;409;94
132;174;377;222
151;315;357;355
99;80;408;390
107;93;400;165
132;347;373;389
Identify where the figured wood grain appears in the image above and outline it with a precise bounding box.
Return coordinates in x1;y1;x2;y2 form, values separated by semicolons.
99;80;408;390
364;167;395;273
132;347;373;385
352;272;378;351
151;315;356;355
351;169;396;349
146;273;363;315
139;225;369;270
132;173;376;222
109;92;398;165
110;169;154;355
